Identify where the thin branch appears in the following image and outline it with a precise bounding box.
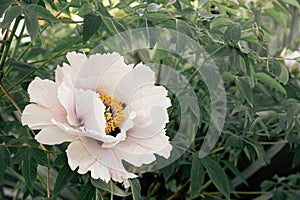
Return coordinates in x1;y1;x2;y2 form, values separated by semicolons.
110;180;113;200
0;16;21;72
0;81;22;115
47;152;51;198
166;179;190;200
156;59;162;85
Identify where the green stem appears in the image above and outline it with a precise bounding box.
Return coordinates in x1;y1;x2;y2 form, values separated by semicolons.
12;22;25;59
0;16;22;72
4;22;26;77
47;152;51;198
200;180;212;192
110;180;113;200
0;40;9;45
0;81;22;115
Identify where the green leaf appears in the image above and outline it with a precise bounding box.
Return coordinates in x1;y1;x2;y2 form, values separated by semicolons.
230;49;241;72
201;157;230;198
224;22;241;45
21;3;58;40
0;5;22;28
264;8;288;33
6;58;37;71
243;137;270;164
52;153;67;167
91;179;131;197
83;14;102;43
102;17;126;36
162;164;176;182
165;179;177;192
222;160;247;186
129;179;142;200
11;147;27;164
198;0;208;8
190;155;204;198
206;30;224;44
0;146;9;182
254;72;286;95
77;4;94;17
224;135;244;151
272;190;288;200
260;180;275;191
0;0;14;17
22;7;39;40
145;12;174;25
22;149;38;193
281;0;300;8
239;52;254;87
31;148;49;167
267;58;281;77
278;61;289;85
23;4;58;22
147;3;161;12
53;163;75;196
292;146;300;168
176;19;192;37
77;181;96;200
210;17;233;30
235;77;253;107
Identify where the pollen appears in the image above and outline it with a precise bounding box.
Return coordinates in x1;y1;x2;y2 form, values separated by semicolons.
99;92;124;135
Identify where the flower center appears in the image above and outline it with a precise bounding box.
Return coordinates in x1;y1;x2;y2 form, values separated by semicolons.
99;92;124;135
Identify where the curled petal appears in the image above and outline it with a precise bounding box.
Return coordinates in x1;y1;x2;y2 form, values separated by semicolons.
75;89;106;133
57;83;78;126
28;77;60;108
66;52;87;71
35;126;76;145
129;106;169;139
67;137;136;186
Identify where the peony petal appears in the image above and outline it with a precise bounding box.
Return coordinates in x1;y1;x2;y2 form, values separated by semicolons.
285;60;296;68
112;64;155;103
115;131;172;167
113;143;156;167
22;104;53;129
130;85;171;113
75;52;131;93
109;168;137;188
57;83;78;126
51;119;125;145
58;52;87;88
74;89;106;133
128;106;169;139
28;77;60;108
287;51;300;59
55;66;64;83
66;137;136;185
66;52;87;70
35;126;76;145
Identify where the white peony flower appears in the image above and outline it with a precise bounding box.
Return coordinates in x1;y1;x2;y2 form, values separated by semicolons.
21;52;172;187
280;48;300;68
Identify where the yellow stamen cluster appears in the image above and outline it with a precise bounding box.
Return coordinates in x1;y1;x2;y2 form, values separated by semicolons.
99;92;124;135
